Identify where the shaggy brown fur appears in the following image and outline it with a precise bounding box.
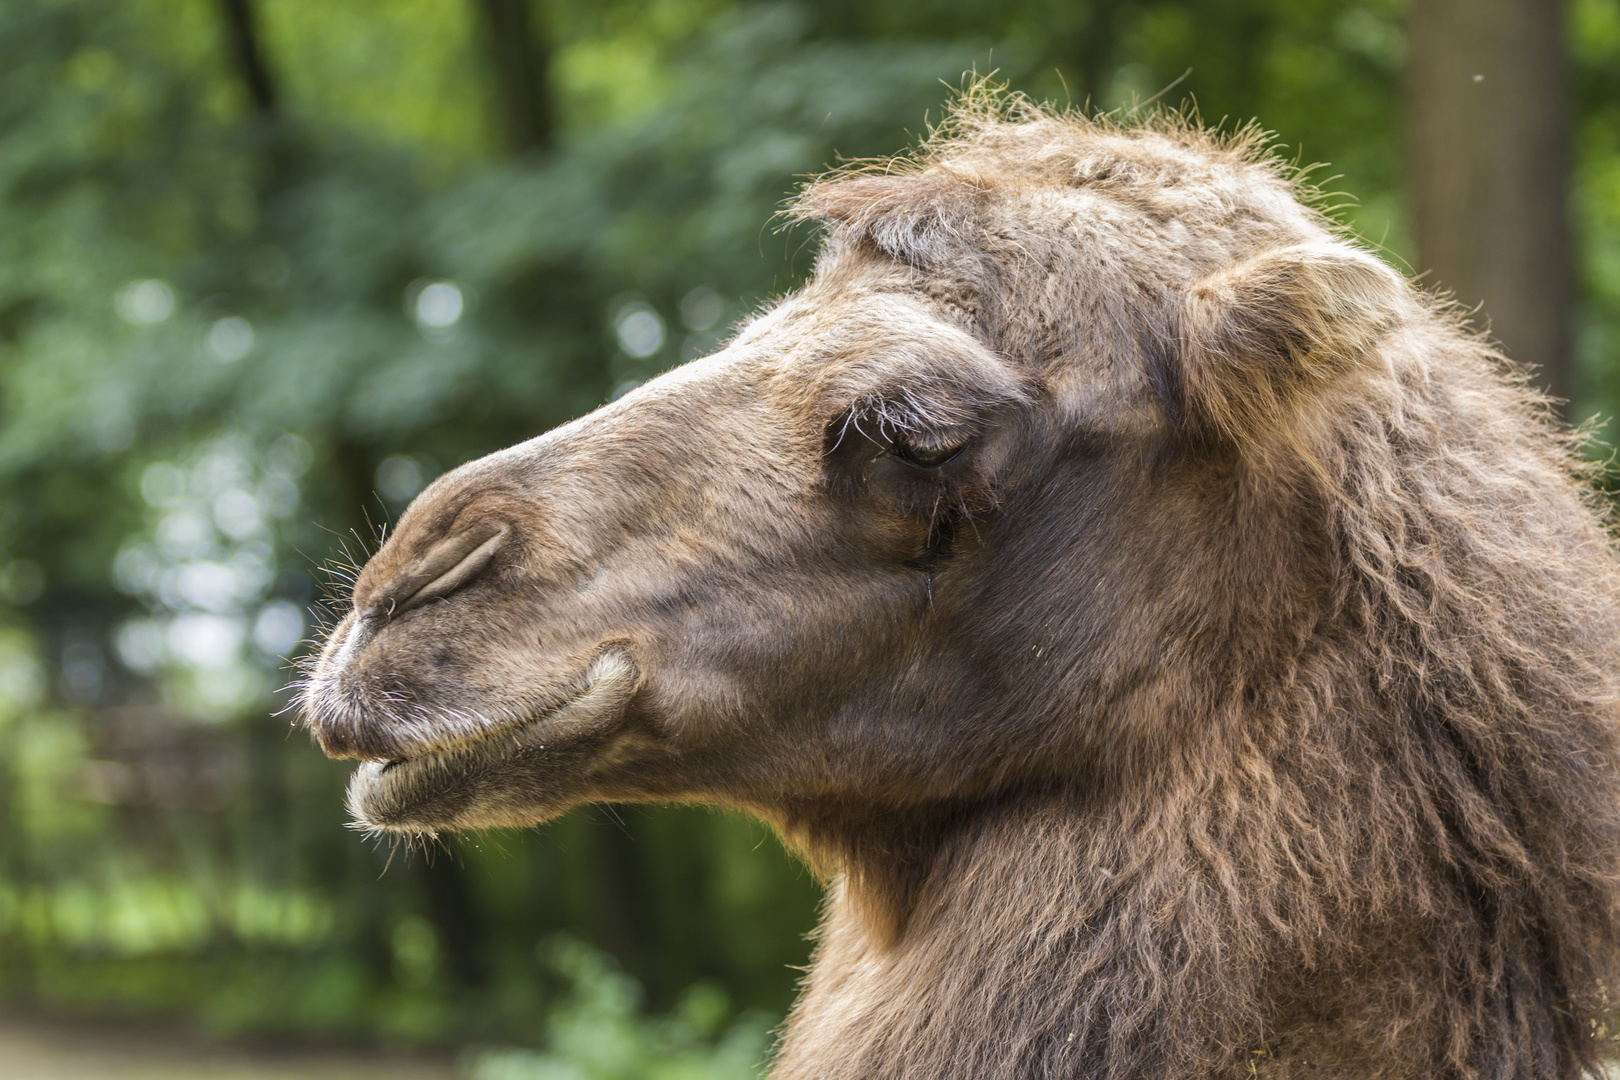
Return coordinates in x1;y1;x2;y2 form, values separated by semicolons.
300;91;1620;1079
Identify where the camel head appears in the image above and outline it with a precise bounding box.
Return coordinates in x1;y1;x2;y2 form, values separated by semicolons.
299;106;1407;844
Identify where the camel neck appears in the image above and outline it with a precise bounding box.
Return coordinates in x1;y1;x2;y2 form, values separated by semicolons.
768;793;1283;1080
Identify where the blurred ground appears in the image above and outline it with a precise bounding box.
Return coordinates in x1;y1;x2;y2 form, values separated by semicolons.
0;1015;456;1080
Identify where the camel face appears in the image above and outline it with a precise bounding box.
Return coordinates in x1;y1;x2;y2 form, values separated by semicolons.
300;246;1086;834
299;117;1387;839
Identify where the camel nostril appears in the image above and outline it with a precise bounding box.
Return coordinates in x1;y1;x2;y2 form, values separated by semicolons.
388;525;508;616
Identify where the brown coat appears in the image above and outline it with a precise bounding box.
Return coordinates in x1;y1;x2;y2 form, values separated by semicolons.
302;93;1620;1078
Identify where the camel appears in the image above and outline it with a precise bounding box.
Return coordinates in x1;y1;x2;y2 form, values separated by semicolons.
300;93;1620;1078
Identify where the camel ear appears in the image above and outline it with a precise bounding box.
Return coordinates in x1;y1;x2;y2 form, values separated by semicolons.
791;173;974;265
1160;243;1408;443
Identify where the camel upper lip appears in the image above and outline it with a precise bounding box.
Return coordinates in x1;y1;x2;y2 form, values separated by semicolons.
345;646;642;833
365;653;618;768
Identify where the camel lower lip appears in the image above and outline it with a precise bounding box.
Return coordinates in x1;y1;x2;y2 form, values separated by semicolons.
345;647;640;833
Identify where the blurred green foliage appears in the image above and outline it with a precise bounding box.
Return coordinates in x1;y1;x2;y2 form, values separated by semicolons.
0;0;1617;1066
468;936;774;1080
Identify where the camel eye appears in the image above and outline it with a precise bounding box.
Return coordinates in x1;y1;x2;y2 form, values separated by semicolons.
891;434;968;470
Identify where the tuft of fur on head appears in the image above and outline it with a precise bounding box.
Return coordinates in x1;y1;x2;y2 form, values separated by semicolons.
788;81;1286;261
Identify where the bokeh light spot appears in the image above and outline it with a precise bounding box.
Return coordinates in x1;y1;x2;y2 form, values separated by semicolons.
115;619;166;675
207;316;254;362
679;286;723;331
167;612;244;670
213;489;263;540
252;601;305;657
115;279;174;324
376;455;425;502
140;462;185;506
265;434;313;478
413;281;464;329
615;301;666;358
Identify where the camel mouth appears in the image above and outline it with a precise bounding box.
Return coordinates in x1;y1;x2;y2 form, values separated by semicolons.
345;646;641;834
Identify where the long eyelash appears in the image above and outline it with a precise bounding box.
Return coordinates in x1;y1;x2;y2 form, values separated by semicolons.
845;385;975;445
829;411;860;452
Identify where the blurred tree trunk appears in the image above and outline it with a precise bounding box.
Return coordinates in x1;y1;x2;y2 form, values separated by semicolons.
474;0;553;154
1406;0;1573;404
217;0;277;115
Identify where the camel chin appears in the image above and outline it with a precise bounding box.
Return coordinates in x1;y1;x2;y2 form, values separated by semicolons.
344;647;641;835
